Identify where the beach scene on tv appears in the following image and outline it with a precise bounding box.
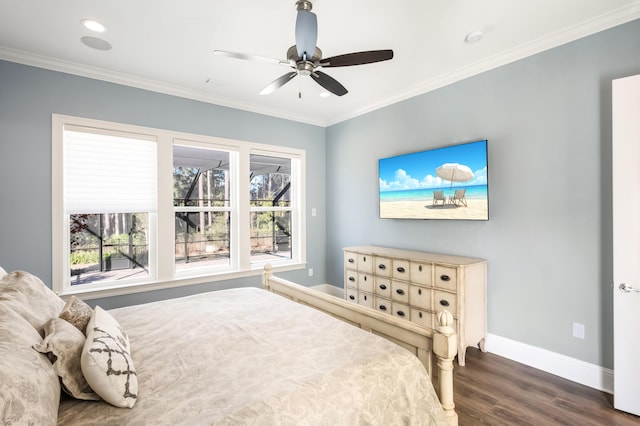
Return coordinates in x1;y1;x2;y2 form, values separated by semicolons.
379;140;488;220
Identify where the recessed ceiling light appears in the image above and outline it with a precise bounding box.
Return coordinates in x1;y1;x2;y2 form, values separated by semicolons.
464;31;484;44
319;91;330;98
82;19;106;33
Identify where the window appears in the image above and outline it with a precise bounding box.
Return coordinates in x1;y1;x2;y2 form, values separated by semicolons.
52;115;306;298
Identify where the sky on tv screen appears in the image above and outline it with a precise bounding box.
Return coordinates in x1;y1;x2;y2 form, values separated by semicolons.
379;140;487;193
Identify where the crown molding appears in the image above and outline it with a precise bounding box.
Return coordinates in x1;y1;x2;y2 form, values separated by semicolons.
2;3;639;128
325;4;640;126
0;47;326;127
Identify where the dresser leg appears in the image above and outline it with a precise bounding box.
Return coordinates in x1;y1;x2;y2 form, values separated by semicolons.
478;338;486;353
457;346;466;366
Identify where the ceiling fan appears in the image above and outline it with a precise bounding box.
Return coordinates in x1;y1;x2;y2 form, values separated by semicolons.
213;0;393;97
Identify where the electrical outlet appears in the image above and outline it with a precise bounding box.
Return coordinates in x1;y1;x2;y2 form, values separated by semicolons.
308;268;313;277
573;322;585;339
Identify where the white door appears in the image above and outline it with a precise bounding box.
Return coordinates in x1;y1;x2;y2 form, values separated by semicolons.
612;73;640;416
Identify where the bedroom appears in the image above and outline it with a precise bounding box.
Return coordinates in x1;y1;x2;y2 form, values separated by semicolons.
1;1;640;424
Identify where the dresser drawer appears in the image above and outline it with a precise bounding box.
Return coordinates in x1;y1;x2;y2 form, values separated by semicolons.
344;251;358;268
357;253;374;273
410;262;432;285
375;297;391;314
392;259;411;280
375;277;392;298
434;265;457;291
345;287;357;303
358;292;374;308
374;256;392;277
391;280;410;304
434;290;457;314
345;269;357;288
410;308;432;329
358;273;374;293
392;302;410;320
409;285;431;310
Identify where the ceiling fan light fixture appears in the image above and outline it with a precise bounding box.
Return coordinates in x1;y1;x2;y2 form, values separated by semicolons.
81;19;106;33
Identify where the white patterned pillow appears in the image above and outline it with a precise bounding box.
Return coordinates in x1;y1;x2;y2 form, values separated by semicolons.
0;266;6;279
0;307;60;425
81;306;138;408
0;270;65;336
34;318;100;401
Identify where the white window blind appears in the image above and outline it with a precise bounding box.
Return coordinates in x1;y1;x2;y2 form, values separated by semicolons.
63;128;157;214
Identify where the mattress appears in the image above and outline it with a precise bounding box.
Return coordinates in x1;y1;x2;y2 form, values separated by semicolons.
57;287;448;425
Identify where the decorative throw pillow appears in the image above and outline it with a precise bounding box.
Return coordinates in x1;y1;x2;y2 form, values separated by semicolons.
59;295;93;334
81;306;138;408
0;270;65;336
0;306;60;426
0;265;6;279
33;318;101;401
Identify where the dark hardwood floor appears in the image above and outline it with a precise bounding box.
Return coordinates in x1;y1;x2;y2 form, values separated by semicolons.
451;348;640;425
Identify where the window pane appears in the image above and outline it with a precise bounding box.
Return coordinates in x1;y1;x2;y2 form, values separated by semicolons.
69;213;149;285
250;155;291;207
250;210;292;262
175;212;230;269
173;146;230;208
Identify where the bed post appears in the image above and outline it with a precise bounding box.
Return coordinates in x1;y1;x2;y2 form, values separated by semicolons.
433;310;458;426
262;263;273;291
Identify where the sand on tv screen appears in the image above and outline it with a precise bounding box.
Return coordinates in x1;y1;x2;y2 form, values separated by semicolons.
378;140;488;220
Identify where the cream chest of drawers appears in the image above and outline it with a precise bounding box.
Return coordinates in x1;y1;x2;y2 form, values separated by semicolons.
344;245;487;366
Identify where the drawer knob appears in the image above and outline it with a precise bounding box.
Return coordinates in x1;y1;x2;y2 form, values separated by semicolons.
439;299;450;307
418;265;423;272
379;305;387;311
396;289;405;295
440;274;451;282
397;310;406;317
349;295;355;300
418;288;422;295
379;284;387;290
363;276;367;281
397;266;406;273
363;295;368;301
378;264;386;270
349;277;355;282
419;311;423;319
348;258;355;263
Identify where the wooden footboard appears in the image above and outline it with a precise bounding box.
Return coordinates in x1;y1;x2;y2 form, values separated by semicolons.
263;265;458;425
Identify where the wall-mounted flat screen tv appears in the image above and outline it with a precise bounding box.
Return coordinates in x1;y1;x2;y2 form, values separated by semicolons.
379;140;488;220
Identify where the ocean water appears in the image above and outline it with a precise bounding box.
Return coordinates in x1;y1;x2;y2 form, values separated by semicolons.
380;184;488;202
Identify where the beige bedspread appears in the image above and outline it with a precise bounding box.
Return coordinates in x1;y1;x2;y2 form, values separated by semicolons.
58;287;448;425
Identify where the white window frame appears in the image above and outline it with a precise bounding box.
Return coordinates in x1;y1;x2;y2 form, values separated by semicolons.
52;114;306;299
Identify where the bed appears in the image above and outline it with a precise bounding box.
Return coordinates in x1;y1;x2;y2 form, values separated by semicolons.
0;265;458;425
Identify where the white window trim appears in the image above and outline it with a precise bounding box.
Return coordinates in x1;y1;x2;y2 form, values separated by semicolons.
52;114;306;299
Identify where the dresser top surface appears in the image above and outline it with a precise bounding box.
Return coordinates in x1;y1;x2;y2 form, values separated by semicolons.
344;245;486;266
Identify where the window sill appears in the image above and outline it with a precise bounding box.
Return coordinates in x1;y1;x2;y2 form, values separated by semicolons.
57;262;306;301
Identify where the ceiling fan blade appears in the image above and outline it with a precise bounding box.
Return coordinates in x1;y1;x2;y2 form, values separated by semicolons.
319;50;394;67
260;72;298;95
311;71;348;96
295;9;318;59
213;50;290;66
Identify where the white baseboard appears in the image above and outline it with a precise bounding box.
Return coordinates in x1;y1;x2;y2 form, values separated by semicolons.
311;284;344;298
485;333;614;394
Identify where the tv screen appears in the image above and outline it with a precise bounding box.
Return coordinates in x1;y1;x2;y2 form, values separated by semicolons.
379;140;488;220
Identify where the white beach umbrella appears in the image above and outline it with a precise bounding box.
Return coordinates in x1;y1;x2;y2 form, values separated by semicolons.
436;163;474;190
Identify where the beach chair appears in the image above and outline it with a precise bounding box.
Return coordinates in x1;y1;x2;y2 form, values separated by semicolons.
433;190;446;206
449;188;468;207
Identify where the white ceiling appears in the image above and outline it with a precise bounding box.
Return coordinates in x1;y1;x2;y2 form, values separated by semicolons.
1;0;639;127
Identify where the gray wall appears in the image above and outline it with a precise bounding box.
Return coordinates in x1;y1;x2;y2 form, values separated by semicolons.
325;19;640;368
0;60;327;308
